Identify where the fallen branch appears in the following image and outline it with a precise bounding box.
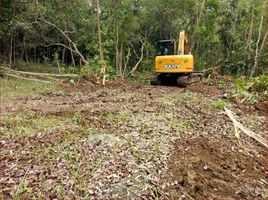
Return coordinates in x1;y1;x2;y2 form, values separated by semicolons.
203;66;222;73
225;108;267;147
5;73;51;84
1;67;78;78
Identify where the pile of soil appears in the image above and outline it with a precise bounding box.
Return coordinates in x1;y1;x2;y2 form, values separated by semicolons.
168;135;266;199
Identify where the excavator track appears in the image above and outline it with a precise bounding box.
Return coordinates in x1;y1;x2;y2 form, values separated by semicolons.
176;76;188;87
187;72;203;84
150;72;203;87
176;72;203;87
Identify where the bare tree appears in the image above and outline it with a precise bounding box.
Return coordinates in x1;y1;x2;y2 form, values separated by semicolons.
251;15;263;77
259;30;267;52
94;0;104;61
94;0;106;85
115;24;119;73
123;47;131;76
247;1;255;44
129;35;147;75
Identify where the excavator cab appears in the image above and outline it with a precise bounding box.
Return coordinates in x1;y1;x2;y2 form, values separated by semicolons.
156;40;176;56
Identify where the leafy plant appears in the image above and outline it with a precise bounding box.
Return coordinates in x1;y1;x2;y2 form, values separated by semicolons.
218;80;226;89
232;76;267;103
72;111;82;125
252;74;268;92
233;78;248;92
210;99;231;110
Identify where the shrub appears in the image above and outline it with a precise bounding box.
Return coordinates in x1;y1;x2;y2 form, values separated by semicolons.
218;80;226;89
251;74;268;92
79;56;116;79
210;99;231;110
232;75;267;103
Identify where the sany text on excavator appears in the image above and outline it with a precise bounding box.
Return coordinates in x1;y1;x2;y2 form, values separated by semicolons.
150;31;202;87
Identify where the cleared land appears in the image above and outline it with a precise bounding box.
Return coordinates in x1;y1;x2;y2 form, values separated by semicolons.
0;77;267;199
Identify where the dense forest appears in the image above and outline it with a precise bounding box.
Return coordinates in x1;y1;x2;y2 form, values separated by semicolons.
1;0;267;77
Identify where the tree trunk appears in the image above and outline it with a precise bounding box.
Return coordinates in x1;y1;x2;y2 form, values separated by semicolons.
95;0;104;61
48;47;51;62
229;6;239;50
95;0;106;85
245;2;255;71
69;42;75;67
123;47;130;76
119;43;123;75
34;47;37;63
247;2;255;44
25;52;29;63
251;15;263;77
57;60;61;73
13;34;16;65
190;0;206;52
21;33;26;61
259;30;267;52
9;32;13;67
130;36;146;75
115;24;119;73
62;46;66;64
64;23;75;67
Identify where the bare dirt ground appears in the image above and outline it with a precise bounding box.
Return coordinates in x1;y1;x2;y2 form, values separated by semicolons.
0;79;267;199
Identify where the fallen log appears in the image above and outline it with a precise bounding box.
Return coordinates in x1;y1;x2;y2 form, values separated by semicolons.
225;108;267;147
5;73;51;84
1;67;78;78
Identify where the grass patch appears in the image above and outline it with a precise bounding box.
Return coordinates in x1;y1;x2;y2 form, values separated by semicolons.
105;110;131;123
1;111;70;138
210;99;231;110
1;77;62;100
163;92;200;106
181;92;199;103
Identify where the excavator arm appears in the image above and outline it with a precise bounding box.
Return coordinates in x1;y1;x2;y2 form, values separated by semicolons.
177;31;189;55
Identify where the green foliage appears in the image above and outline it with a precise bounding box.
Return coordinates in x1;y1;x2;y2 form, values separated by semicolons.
79;65;92;78
252;74;268;92
72;111;82;125
210;99;231;110
181;93;200;104
218;80;226;89
52;52;59;65
1;0;267;77
79;56;116;79
106;111;130;123
2;111;69;138
12;179;33;200
232;75;267;103
233;78;248;92
79;57;102;78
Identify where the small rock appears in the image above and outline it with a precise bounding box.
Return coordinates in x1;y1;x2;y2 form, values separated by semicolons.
204;165;209;170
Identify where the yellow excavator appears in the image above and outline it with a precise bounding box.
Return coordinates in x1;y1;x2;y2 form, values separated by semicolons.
150;31;202;87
